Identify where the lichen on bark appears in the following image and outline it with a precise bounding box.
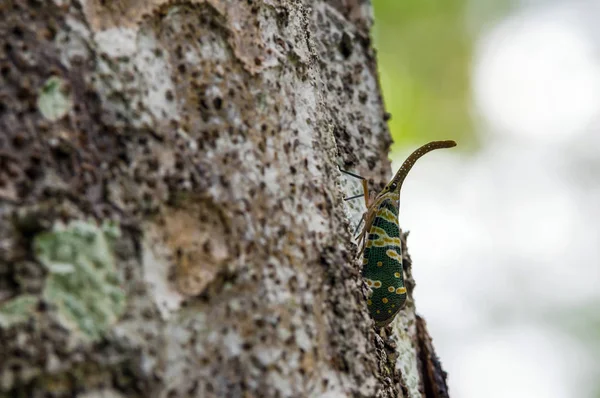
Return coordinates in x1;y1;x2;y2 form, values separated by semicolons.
33;220;124;342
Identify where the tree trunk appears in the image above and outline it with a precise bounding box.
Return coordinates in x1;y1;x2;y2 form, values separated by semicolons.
0;1;449;397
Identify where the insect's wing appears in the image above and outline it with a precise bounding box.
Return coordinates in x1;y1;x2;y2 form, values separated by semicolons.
362;198;406;327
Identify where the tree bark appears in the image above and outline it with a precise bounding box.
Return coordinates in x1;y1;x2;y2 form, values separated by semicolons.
0;0;449;397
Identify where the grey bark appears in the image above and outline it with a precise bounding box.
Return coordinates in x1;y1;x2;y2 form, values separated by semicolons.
0;0;448;397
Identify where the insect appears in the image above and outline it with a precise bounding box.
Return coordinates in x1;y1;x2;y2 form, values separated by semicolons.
341;141;456;327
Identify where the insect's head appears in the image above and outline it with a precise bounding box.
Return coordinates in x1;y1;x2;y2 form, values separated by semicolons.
381;180;398;193
376;180;399;201
374;180;401;206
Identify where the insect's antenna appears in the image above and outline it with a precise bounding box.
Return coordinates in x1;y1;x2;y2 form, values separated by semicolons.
390;140;456;194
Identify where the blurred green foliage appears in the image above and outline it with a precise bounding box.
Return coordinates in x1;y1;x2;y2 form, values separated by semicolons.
372;0;473;151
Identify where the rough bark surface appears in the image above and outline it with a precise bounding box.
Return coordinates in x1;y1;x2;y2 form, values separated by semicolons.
0;0;448;397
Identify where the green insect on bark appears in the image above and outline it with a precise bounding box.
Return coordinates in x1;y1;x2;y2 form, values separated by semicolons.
343;140;456;327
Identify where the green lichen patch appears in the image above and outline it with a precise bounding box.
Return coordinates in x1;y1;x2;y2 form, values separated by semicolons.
37;76;73;121
33;220;125;341
0;294;38;328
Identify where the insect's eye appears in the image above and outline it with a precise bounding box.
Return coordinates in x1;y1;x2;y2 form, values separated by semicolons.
389;182;397;190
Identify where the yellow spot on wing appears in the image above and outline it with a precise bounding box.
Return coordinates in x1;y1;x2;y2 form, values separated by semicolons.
386;249;402;262
376;208;397;223
371;226;389;238
382;297;388;304
373;281;382;288
396;287;407;295
388;286;395;292
394;272;401;278
369;227;402;247
371;237;402;247
377;261;383;267
367;299;372;306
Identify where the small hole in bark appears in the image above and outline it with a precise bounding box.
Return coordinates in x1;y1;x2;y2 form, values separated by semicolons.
339;32;353;59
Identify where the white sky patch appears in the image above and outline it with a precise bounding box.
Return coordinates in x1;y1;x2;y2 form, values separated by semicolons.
392;137;600;397
473;3;600;143
450;327;578;398
397;142;600;316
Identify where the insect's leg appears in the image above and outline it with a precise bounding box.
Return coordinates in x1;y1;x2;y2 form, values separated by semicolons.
338;166;371;208
361;178;370;208
339;166;371;257
353;212;366;237
355;228;368;259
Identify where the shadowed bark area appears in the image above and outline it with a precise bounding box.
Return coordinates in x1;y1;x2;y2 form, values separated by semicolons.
0;0;449;397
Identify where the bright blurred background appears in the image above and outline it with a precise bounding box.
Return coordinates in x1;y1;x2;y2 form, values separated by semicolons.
371;0;600;397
